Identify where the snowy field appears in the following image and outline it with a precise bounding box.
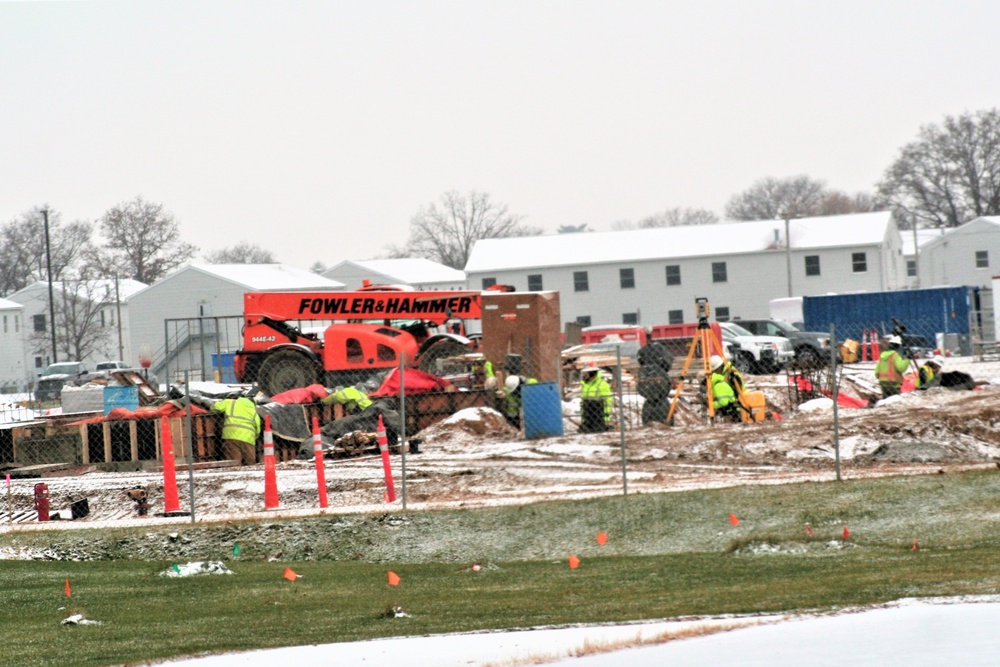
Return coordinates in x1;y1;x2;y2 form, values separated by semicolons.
164;597;1000;666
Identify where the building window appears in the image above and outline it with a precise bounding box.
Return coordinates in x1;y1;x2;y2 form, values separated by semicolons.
976;250;989;268
622;312;638;325
852;252;867;273
481;277;497;289
15;316;19;333
619;268;635;289
100;311;106;327
2;316;6;334
665;265;681;286
668;309;684;324
573;271;589;292
35;356;43;369
906;259;917;277
715;307;730;322
805;255;820;276
527;274;543;291
32;314;46;333
576;315;592;327
712;262;727;283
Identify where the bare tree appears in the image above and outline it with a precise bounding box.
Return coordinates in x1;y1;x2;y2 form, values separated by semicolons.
639;207;719;228
877;109;1000;229
395;191;541;269
815;191;881;216
609;219;636;231
0;207;93;296
309;261;327;274
88;196;197;283
29;273;117;362
205;242;276;264
725;176;828;220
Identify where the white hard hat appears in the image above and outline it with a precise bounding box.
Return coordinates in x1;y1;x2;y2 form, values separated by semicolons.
709;355;724;371
888;335;902;346
504;375;520;391
932;355;945;368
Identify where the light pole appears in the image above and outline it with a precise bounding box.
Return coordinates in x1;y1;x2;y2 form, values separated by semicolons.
784;216;793;298
43;209;58;363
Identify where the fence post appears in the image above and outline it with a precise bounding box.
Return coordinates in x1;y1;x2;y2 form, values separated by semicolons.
617;346;627;496
184;371;197;521
831;324;841;482
399;354;407;510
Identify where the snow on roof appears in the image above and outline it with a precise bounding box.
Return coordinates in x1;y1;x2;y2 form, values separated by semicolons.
915;217;1000;253
901;228;945;256
0;297;22;310
465;211;895;273
188;263;344;291
335;258;466;284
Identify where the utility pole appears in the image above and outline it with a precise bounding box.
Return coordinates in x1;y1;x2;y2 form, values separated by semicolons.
911;224;920;288
784;216;793;298
43;209;58;363
114;275;125;360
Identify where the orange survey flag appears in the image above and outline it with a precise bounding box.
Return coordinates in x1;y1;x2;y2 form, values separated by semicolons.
65;579;71;597
596;532;608;545
568;555;581;569
729;513;740;525
283;567;298;581
842;526;851;539
388;571;401;586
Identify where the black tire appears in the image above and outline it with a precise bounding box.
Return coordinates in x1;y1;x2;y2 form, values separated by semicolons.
734;352;754;375
417;340;470;374
257;350;320;396
796;346;821;367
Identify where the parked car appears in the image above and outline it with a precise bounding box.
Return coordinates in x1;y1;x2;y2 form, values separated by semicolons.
735;319;835;364
95;360;129;372
35;361;89;401
718;322;795;374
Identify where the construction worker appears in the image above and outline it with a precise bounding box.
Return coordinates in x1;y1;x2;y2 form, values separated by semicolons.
916;355;944;390
875;335;910;398
321;385;373;414
483;359;497;389
580;366;613;433
709;356;741;422
502;375;536;429
709;354;745;394
212;393;262;466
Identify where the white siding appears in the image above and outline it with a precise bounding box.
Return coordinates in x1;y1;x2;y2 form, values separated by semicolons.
0;303;27;392
919;219;1000;288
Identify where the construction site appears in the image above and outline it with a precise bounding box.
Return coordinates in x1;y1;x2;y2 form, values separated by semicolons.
0;287;998;535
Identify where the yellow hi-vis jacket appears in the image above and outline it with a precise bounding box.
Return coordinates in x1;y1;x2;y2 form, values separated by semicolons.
581;375;613;423
875;350;909;387
212;397;261;445
710;372;737;411
321;386;373;413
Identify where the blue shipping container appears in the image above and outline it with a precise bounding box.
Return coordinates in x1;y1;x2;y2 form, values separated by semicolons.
802;286;978;344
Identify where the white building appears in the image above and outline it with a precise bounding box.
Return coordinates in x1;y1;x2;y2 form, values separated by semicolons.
902;228;945;288
0;298;26;392
127;264;344;382
916;217;1000;288
323;258;466;291
6;278;147;384
465;211;905;328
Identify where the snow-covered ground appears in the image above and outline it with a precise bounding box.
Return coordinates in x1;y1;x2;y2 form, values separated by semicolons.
164;597;1000;666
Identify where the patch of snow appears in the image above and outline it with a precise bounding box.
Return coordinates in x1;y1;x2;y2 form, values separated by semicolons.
798;398;834;412
160;561;234;577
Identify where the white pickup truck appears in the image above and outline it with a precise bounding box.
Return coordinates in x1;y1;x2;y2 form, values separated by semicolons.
719;322;795;374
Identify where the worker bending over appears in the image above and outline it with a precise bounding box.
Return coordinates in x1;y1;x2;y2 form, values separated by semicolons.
212;393;262;466
916;355;944;390
321;385;373;415
502;375;536;429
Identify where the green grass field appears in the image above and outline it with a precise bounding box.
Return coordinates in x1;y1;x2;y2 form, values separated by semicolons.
3;468;1000;666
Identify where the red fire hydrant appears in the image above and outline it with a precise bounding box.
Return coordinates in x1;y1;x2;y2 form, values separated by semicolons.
34;483;50;522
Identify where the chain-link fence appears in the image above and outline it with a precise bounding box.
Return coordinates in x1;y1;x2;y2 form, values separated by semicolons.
1;313;998;524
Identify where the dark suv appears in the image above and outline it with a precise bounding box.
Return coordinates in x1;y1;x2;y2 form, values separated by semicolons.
35;361;88;401
735;319;836;364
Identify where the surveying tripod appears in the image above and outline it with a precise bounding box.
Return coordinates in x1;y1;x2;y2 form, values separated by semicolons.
666;297;724;425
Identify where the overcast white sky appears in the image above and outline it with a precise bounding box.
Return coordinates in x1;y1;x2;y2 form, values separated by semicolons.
2;1;998;272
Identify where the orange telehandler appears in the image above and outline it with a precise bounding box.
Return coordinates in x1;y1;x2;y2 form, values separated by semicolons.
233;288;486;395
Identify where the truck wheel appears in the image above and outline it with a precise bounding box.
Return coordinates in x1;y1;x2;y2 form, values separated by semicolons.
257;350;320;396
735;352;754;375
797;347;821;367
417;340;470;375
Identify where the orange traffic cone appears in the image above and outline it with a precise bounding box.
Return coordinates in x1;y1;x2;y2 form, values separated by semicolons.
860;330;869;361
312;417;328;509
377;415;396;503
870;331;880;358
160;416;182;514
263;415;280;510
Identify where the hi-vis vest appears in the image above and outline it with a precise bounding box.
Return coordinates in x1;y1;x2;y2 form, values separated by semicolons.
581;376;613;421
875;350;905;385
213;397;261;445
